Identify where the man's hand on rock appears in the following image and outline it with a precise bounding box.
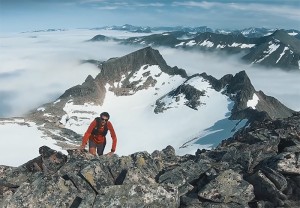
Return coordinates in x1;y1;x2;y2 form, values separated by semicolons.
106;152;114;156
79;144;85;151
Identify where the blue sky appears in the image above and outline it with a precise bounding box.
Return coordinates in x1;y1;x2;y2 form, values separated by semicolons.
0;0;299;32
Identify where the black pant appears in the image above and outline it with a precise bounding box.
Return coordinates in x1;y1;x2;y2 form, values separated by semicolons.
89;139;106;155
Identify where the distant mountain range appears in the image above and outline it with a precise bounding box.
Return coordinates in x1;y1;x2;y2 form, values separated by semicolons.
90;29;300;70
3;47;292;156
92;24;300;39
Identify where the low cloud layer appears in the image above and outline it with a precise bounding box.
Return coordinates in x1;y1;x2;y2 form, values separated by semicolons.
0;29;141;117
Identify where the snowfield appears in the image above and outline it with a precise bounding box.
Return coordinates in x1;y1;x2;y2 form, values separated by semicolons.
0;119;67;166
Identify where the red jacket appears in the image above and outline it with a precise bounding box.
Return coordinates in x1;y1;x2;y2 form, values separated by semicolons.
81;120;117;152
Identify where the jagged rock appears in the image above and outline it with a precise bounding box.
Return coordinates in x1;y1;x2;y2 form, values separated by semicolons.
2;174;93;208
97;46;187;87
123;167;157;185
260;167;288;191
247;170;287;207
93;184;179;208
197;169;254;205
38;146;68;175
80;160;115;191
263;152;300;175
151;145;180;168
158;160;211;196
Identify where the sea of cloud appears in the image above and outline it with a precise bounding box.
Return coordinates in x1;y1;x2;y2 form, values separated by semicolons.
1;29;299;118
0;29;143;117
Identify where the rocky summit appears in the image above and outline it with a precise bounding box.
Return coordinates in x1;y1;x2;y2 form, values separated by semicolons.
1;112;300;207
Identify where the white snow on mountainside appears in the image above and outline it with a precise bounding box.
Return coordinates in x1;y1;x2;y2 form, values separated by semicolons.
1;29;300;167
0;64;249;166
0;119;67;166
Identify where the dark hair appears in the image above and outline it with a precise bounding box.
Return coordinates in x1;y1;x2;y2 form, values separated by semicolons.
100;112;110;119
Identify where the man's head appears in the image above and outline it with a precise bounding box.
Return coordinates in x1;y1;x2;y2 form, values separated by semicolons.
100;112;110;124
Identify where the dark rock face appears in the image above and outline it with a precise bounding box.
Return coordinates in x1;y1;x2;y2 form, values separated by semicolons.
154;77;206;113
97;46;187;81
89;35;116;42
154;70;294;121
242;30;300;70
57;46;187;105
109;29;300;70
1;113;300;207
59;74;107;105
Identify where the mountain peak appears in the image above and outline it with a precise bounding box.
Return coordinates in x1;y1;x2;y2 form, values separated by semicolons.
97;46;187;82
270;29;300;53
272;29;289;38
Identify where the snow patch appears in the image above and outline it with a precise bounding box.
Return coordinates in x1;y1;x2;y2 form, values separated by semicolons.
288;32;298;36
129;65;161;89
200;40;214;47
229;43;255;48
240;44;255;48
175;42;185;47
186;40;196;46
247;93;259;109
0;120;66;166
185;76;211;91
256;42;280;63
216;44;226;49
53;99;61;104
60;101;101;134
276;47;289;63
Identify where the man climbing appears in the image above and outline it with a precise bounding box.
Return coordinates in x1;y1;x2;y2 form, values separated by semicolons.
80;112;117;156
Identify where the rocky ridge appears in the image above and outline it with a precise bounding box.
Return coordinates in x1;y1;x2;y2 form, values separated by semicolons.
1;112;300;207
243;30;300;70
92;30;300;70
154;70;294;121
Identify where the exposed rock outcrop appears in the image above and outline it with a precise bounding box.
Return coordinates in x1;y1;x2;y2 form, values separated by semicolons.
155;70;294;121
1;112;300;207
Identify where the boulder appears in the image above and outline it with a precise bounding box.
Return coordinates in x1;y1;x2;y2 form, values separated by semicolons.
197;169;254;205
